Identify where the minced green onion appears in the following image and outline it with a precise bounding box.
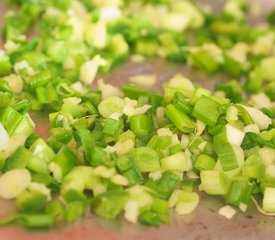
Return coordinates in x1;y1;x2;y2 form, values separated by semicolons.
0;0;275;229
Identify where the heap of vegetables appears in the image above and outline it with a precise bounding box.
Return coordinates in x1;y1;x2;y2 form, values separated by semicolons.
0;0;274;229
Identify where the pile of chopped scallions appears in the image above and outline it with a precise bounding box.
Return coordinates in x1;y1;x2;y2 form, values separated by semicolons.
0;0;275;229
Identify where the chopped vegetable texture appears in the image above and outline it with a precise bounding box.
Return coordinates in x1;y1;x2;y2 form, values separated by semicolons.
0;0;275;229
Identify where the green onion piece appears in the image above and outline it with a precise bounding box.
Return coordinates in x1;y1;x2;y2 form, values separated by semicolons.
173;92;193;114
150;92;163;109
0;214;55;228
241;155;265;181
226;178;254;208
168;190;199;215
181;180;194;192
131;147;160;172
129;114;152;137
263;187;275;213
194;154;216;171
91;190;129;220
28;138;55;174
222;54;243;77
98;96;124;118
4;146;31;171
122;84;149;100
117;130;136;143
56;82;75;97
45;200;65;221
62;189;88;204
200;170;228;195
61;166;98;195
160;152;191;171
0;79;13;93
215;80;242;103
0;54;12;77
49;128;73;144
36;87;48;104
189;49;220;73
138;209;169;227
16;189;48;213
151;198;169;214
10;99;31;114
123;168;144;186
75;129;94;164
165;104;195;133
163;84;194;103
0;92;12;109
61;102;87;119
0;106;23;136
213;128;243;171
29;70;51;89
241;132;275;150
13;113;35;138
169;144;183;155
65;201;85;223
103;118;123;137
192;96;220;127
116;154;143;186
0;169;31;199
89;147;107;167
260;129;275;141
53;146;77;179
31;173;59;189
145;171;181;199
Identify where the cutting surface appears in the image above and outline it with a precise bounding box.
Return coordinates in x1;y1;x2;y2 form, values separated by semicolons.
0;1;275;239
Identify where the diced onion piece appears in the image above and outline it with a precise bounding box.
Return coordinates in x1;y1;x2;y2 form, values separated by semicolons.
148;171;162;181
195;120;206;136
3;74;23;94
168;74;195;91
250;93;271;109
162;13;190;32
100;6;121;23
240;104;271;130
259;147;275;166
124;186;153;223
111;174;129;186
80;55;107;85
124;201;139;223
226;124;245;146
0;169;31;199
93;166;115;179
0;135;27;160
13;60;35;76
218;205;236;219
98;79;121;99
243;124;260;134
48;162;62;182
263;188;275;213
0;123;9;150
239;203;248;212
129;74;156;87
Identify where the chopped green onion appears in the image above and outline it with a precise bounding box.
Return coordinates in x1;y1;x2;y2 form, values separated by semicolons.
192;96;220;127
131;147;160;172
129;114;152;137
165;104;195;133
91;190;129;220
200;170;228;195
